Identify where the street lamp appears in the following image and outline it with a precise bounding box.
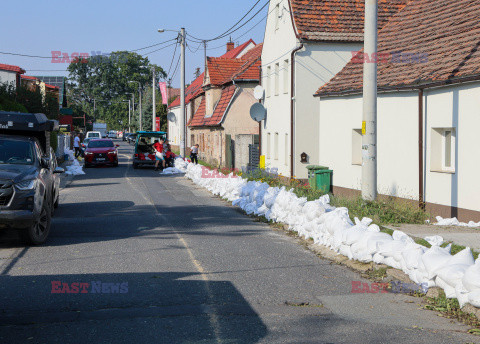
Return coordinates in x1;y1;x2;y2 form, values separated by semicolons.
158;28;186;157
128;81;142;131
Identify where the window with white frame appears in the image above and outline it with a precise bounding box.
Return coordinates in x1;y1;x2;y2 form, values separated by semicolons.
274;132;279;160
266;132;271;159
275;3;280;31
274;63;279;96
352;129;362;165
283;59;289;93
266;66;271;97
430;127;456;173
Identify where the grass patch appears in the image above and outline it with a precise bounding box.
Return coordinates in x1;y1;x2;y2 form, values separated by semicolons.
424;295;480;328
364;267;388;282
330;196;429;226
440;241;480;260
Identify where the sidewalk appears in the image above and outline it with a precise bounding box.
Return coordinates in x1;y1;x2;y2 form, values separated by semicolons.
386;223;480;251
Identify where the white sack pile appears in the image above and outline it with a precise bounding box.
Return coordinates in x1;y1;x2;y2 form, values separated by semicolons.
435;216;480;228
175;158;480;308
160;167;184;175
64;149;85;175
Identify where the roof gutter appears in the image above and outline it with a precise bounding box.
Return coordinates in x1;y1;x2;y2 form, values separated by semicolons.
290;44;304;179
418;88;425;210
315;73;480;98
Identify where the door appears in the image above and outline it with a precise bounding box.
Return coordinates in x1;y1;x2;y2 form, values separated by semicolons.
225;134;233;169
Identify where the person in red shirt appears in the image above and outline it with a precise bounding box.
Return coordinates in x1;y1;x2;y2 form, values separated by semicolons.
164;144;176;167
153;139;165;171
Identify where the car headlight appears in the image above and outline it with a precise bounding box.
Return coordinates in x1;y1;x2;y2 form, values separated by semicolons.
85;152;94;156
108;151;117;155
16;179;36;190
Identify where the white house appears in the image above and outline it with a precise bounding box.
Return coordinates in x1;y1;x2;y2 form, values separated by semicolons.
0;63;26;89
168;40;257;152
260;0;407;179
315;0;480;221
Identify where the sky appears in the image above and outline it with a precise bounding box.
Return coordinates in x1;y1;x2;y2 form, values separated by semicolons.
1;0;268;87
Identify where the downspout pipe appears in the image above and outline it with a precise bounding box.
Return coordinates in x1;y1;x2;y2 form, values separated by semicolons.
290;44;303;178
419;88;425;210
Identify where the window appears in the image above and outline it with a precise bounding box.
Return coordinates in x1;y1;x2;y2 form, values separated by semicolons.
274;133;279;160
285;133;289;165
274;63;279;96
431;127;456;173
266;133;271;159
275;3;280;31
352;129;362;165
283;59;289;93
266;66;271;97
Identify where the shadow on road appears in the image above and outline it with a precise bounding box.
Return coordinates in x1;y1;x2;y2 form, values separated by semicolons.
0;271;268;343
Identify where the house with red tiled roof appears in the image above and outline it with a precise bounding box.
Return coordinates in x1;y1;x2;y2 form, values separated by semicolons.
20;75;60;105
315;0;480;221
0;63;26;89
167;40;257;153
187;43;263;167
260;0;407;179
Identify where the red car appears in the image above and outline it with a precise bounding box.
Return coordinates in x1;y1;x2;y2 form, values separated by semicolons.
84;139;119;168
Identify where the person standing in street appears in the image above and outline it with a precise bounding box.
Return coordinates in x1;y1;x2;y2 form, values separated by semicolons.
190;144;199;164
153;139;166;171
74;133;82;159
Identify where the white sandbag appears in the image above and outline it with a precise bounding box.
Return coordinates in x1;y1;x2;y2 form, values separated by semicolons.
402;243;426;270
449;247;475;266
455;283;470;308
435;276;456;298
422;245;452;279
424;235;444;246
339;244;353;260
344;225;368;245
468;290;480;308
392;230;414;244
436;264;470;288
462;260;480;292
366;232;394;255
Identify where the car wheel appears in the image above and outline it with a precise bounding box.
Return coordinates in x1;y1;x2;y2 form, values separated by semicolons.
22;202;51;245
133;162;138;169
84;163;90;168
114;161;119;167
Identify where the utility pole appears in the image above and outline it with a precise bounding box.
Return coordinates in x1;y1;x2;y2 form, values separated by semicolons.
139;86;143;132
131;93;134;132
180;27;186;158
152;67;156;131
362;0;378;201
204;40;207;73
128;99;131;133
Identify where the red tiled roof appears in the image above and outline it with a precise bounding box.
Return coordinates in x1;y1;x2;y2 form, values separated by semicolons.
45;83;59;90
290;0;408;42
187;97;206;126
316;0;480;96
189;86;237;127
21;75;39;81
221;39;256;58
0;63;26;74
207;44;262;86
169;73;205;108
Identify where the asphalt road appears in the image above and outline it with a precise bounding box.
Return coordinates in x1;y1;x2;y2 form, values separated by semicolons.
0;140;478;343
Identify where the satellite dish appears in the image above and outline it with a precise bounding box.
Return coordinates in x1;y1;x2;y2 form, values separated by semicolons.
254;85;264;100
250;103;266;122
167;112;176;122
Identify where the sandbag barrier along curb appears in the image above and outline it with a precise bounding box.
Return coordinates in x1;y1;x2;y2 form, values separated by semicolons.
174;158;480;312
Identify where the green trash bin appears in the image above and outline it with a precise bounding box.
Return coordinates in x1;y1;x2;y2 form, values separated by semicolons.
306;165;329;189
314;169;333;193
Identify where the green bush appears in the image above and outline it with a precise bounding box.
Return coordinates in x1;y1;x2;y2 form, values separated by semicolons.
50;131;58;152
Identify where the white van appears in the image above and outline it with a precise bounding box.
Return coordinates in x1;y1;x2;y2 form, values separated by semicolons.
86;131;102;139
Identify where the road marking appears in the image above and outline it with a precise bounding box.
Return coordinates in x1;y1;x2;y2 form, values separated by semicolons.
121;149;222;343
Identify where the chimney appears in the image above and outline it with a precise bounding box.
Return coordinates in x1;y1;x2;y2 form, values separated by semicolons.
226;42;235;52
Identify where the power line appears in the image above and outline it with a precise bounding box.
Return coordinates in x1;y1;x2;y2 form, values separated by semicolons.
167;41;179;76
142;42;178;56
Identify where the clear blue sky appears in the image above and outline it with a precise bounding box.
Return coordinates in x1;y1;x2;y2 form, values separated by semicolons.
1;0;268;87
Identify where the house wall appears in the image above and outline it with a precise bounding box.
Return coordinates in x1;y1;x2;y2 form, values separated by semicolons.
190;127;224;166
167;105;181;151
294;43;362;179
260;0;362;178
260;0;298;176
318;82;480;221
0;70;18;88
222;86;259;139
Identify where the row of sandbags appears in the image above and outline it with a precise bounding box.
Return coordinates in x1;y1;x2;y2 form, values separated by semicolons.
175;159;480;308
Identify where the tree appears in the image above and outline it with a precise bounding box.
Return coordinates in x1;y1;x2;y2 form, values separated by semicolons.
67;51;166;130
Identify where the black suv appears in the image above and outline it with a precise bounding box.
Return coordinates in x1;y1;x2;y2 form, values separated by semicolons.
0;112;63;245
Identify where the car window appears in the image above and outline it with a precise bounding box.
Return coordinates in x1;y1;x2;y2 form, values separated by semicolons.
89;133;100;138
88;141;114;148
0;139;35;165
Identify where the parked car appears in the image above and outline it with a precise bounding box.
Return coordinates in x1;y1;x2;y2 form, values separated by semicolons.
107;130;117;139
86;131;102;139
0;111;64;245
127;133;137;144
132;131;167;169
84;139;119;168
